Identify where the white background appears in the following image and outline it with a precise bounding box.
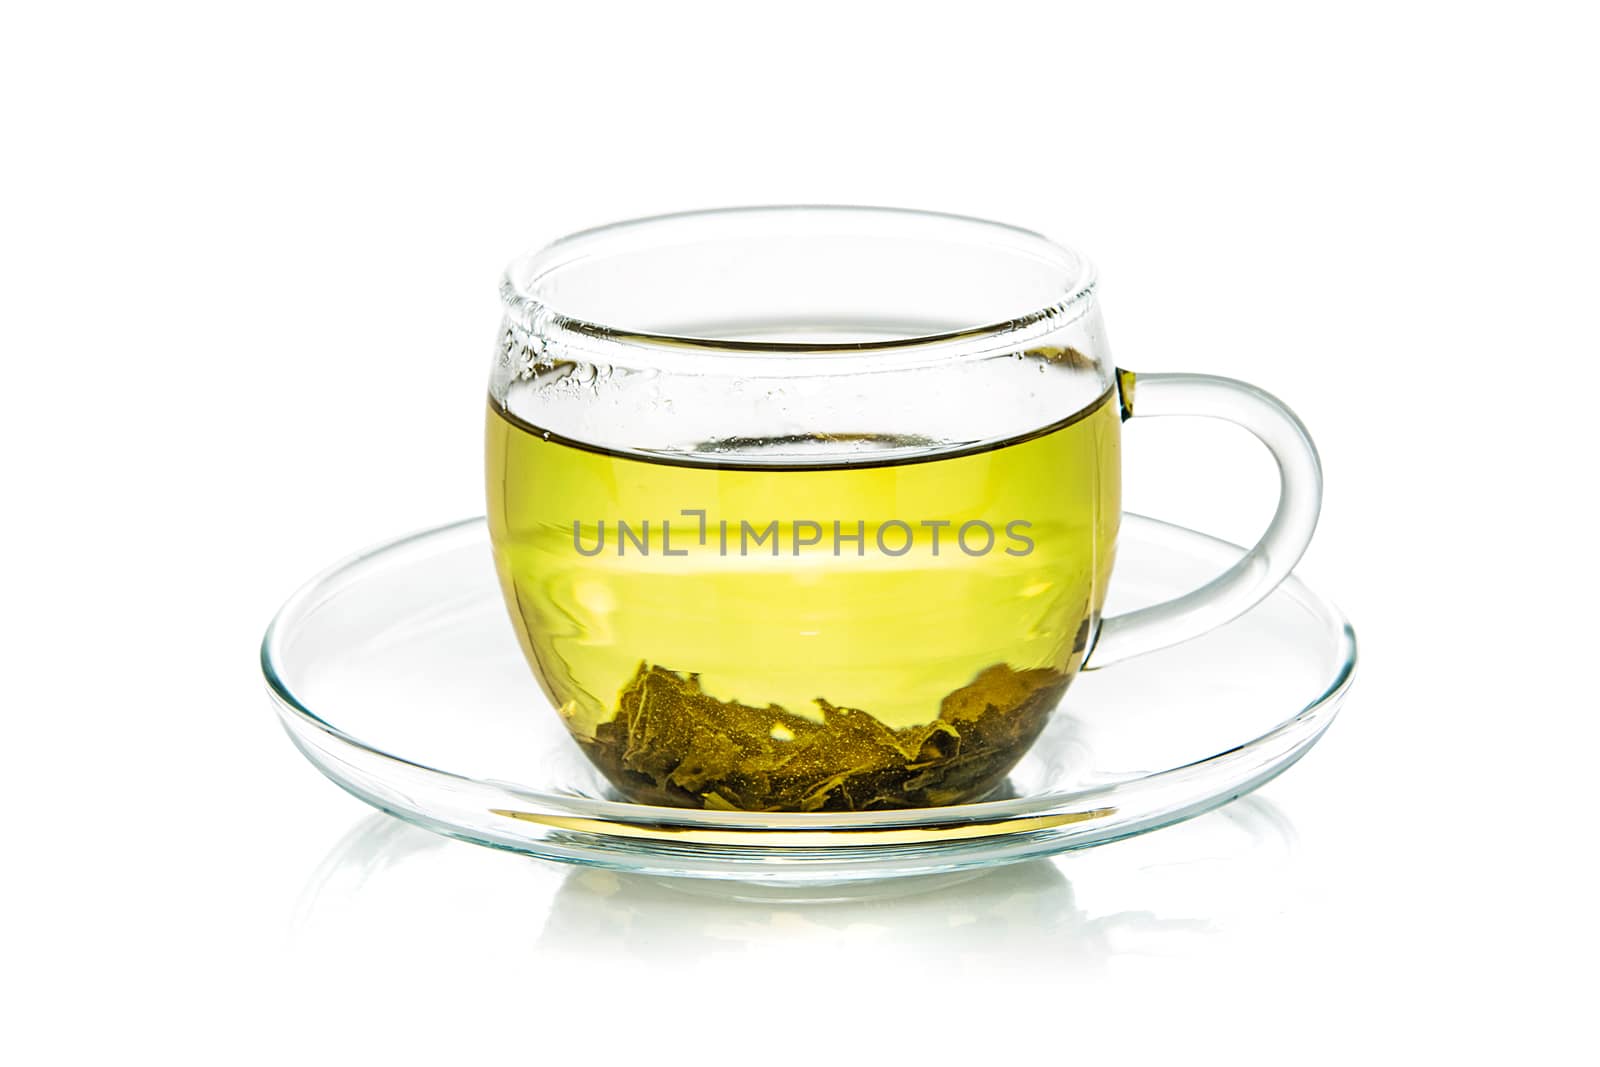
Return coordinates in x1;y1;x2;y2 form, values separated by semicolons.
4;2;1596;1062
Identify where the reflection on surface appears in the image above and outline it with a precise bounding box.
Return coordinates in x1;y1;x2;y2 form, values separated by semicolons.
293;796;1297;976
537;859;1211;970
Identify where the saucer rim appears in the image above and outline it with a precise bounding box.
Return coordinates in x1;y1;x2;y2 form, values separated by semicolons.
261;514;1357;832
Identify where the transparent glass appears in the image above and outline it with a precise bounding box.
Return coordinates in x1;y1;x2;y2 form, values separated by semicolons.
261;515;1356;883
485;206;1322;812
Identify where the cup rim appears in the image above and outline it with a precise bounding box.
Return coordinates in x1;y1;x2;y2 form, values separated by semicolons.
499;205;1099;373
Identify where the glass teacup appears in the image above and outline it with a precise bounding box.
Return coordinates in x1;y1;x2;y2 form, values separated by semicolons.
486;207;1320;812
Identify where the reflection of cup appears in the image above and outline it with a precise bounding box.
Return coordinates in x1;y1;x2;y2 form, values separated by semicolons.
486;207;1322;811
291;797;1296;974
533;797;1295;971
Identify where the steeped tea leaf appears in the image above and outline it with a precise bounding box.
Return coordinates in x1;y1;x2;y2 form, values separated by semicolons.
581;663;1068;811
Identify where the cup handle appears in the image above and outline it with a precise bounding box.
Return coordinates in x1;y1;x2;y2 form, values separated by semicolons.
1084;370;1323;669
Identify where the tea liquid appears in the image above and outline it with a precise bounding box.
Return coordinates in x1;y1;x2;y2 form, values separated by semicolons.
486;387;1120;808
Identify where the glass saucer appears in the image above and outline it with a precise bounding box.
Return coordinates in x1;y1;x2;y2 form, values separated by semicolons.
262;515;1355;884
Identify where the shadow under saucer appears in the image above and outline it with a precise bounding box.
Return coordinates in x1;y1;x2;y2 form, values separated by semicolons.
292;794;1297;975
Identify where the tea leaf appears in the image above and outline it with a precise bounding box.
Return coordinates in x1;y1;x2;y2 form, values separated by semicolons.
581;663;1067;811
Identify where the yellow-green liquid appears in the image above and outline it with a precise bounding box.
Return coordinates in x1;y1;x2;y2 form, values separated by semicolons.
487;389;1121;809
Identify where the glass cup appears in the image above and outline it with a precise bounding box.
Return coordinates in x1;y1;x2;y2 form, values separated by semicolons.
486;206;1320;812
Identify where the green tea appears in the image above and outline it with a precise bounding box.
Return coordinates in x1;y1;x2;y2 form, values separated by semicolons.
486;382;1121;810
